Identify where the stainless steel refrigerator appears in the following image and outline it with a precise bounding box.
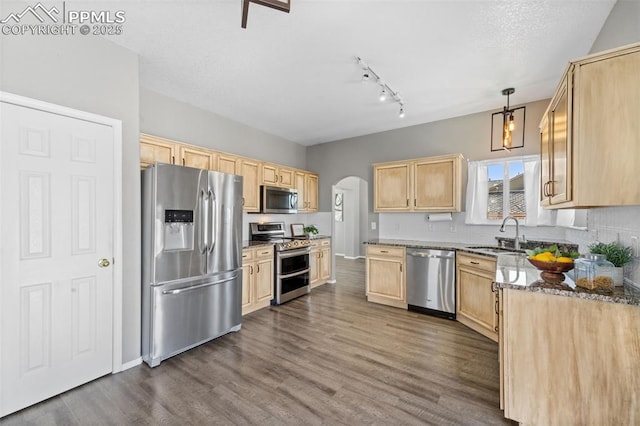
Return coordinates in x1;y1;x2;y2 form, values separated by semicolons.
141;163;243;367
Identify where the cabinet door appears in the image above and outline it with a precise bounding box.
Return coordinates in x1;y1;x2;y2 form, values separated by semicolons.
366;257;404;301
574;50;640;206
309;248;320;286
255;258;273;303
140;134;176;168
294;171;307;211
413;158;457;211
374;162;411;211
241;262;253;314
240;159;260;212
217;153;238;175
262;163;279;186
539;114;551;206
549;74;572;205
278;167;294;188
180;145;214;170
305;173;318;212
320;246;331;281
457;267;498;341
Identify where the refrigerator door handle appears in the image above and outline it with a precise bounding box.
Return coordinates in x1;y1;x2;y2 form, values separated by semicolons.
208;189;216;254
198;189;208;254
161;273;239;295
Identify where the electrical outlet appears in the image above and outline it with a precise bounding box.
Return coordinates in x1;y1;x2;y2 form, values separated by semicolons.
631;236;639;257
371;221;377;230
449;224;456;232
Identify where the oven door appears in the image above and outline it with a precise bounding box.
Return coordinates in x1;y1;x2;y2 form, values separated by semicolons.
278;247;310;275
275;247;310;304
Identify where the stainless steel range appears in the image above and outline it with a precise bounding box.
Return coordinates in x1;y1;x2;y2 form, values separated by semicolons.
249;222;311;304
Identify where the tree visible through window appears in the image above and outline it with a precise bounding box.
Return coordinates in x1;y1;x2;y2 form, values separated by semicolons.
486;161;525;220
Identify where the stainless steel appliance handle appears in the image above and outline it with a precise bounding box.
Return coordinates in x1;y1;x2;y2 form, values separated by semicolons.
291;192;298;209
161;274;238;295
198;189;207;254
408;252;454;259
277;247;311;259
208;189;216;254
279;268;310;279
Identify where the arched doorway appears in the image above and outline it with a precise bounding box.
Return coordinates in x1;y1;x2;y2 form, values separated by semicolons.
331;177;369;264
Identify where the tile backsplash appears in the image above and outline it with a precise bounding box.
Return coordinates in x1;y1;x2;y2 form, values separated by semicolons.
379;205;640;287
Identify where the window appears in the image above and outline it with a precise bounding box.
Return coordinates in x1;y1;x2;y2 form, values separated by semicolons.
466;155;586;229
486;161;525;220
466;155;549;226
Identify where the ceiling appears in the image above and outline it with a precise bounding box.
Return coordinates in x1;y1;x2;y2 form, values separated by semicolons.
105;0;616;146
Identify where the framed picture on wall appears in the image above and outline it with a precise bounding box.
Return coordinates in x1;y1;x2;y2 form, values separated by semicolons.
334;192;344;222
291;223;305;237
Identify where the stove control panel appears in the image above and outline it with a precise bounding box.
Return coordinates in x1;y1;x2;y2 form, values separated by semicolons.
276;239;312;251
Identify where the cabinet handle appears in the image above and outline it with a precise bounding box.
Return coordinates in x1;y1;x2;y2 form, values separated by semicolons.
182;158;185;166
172;155;175;164
380;250;389;253
414;199;416;207
257;264;260;273
406;199;409;207
470;261;480;265
400;264;403;272
242;197;245;206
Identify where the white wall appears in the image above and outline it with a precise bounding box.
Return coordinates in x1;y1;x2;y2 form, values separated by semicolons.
0;11;141;363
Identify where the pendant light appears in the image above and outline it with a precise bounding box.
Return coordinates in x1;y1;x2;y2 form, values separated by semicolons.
491;87;526;152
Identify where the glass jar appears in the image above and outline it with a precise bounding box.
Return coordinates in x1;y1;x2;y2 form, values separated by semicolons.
573;254;615;292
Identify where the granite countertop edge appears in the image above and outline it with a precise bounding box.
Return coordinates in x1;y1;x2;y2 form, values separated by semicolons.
494;281;640;306
365;239;640;306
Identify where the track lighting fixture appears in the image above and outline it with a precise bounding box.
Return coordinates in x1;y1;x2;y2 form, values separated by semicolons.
356;55;405;118
490;87;526;152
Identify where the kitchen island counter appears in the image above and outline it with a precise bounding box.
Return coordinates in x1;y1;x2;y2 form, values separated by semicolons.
494;253;640;306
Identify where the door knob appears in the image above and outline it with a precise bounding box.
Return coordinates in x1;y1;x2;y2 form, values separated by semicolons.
98;258;111;268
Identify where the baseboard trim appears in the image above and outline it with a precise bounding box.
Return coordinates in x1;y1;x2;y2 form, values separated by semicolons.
120;357;142;371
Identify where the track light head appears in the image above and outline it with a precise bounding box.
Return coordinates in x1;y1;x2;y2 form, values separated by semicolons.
362;72;370;81
379;88;387;102
399;106;405;118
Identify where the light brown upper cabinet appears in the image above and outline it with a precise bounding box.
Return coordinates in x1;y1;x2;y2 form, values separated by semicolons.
239;157;260;212
140;133;214;170
540;43;640;208
140;133;177;169
216;152;239;174
139;133;318;213
294;171;319;213
373;153;463;212
262;163;294;188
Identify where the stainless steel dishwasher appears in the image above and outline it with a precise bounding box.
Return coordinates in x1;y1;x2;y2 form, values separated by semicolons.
406;248;456;319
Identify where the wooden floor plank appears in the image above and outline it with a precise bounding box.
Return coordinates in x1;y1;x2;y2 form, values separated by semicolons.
1;257;513;425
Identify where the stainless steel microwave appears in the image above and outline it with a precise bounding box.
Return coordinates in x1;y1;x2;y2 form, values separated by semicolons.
260;185;298;214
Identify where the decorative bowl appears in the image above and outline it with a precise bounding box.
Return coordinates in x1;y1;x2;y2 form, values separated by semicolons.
527;258;575;284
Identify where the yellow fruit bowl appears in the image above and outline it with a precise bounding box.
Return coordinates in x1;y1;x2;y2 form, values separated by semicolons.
527;258;574;284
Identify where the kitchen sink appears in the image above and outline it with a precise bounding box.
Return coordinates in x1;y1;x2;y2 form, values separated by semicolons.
465;245;525;254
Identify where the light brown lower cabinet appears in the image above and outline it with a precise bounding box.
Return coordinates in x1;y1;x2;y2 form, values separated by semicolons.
365;245;406;309
456;252;498;342
500;288;640;424
310;238;331;288
241;246;274;315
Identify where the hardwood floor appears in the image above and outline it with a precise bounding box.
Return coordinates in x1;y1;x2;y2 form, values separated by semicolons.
1;257;512;425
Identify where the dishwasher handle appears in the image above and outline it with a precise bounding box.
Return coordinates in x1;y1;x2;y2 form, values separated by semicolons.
408;251;454;259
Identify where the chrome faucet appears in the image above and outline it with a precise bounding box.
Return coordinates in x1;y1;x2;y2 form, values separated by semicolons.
499;216;521;250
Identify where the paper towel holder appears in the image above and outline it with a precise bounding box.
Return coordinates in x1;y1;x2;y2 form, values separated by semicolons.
425;213;453;222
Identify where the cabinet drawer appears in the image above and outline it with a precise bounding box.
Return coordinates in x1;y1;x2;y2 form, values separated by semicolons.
255;247;274;259
457;253;496;272
312;238;331;248
242;249;254;262
367;245;405;258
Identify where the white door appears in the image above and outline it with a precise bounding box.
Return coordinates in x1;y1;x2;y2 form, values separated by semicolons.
0;102;114;416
